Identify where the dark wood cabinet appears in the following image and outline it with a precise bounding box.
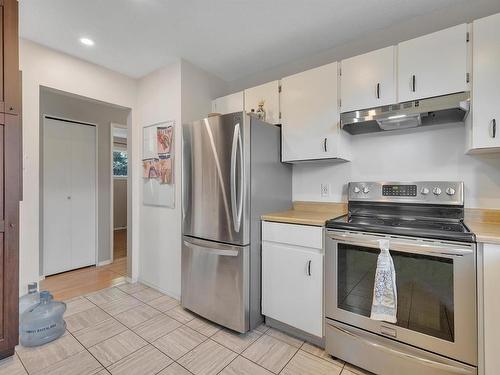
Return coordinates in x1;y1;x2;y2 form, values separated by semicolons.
0;0;20;115
0;0;20;359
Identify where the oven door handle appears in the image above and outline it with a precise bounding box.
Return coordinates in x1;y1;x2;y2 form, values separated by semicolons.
328;233;473;257
331;324;473;375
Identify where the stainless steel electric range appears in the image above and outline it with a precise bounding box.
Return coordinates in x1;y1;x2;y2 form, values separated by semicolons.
325;181;477;375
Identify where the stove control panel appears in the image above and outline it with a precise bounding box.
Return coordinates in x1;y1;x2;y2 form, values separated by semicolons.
382;184;417;197
348;181;464;205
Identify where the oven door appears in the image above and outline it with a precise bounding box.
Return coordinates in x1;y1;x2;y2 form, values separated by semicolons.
325;230;477;366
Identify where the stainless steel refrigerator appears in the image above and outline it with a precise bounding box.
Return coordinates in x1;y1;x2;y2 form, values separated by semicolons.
182;112;292;333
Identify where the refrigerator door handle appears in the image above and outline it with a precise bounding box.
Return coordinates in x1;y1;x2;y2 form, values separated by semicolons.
230;123;243;233
183;237;240;257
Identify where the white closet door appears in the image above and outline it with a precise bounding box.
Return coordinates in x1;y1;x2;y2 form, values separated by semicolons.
43;118;73;275
70;123;96;269
43;118;96;275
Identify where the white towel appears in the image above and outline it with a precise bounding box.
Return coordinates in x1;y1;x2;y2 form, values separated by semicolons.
370;239;397;323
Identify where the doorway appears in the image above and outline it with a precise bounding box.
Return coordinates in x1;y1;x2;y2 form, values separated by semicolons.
39;87;132;299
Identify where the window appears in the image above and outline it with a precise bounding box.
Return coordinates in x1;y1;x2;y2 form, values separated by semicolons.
113;150;128;177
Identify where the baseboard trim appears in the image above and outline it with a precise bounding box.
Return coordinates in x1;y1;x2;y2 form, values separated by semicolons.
97;259;112;266
126;276;138;284
138;278;180;300
265;316;324;347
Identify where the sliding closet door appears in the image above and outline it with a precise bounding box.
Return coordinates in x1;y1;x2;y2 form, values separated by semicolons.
43;118;96;275
43;118;72;275
70;123;96;269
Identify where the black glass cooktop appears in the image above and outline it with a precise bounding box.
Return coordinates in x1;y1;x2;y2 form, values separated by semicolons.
326;200;475;243
327;214;474;242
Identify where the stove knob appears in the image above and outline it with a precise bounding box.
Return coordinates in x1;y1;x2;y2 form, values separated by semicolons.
433;187;442;196
420;188;430;195
353;186;360;193
362;187;370;194
446;187;456;196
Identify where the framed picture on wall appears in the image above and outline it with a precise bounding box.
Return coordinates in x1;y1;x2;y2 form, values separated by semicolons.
142;120;175;207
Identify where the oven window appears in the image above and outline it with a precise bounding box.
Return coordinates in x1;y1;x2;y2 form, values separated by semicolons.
337;244;454;342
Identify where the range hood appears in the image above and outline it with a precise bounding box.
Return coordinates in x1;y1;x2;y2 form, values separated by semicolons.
340;92;470;135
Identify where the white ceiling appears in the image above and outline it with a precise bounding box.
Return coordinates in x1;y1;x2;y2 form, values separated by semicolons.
19;0;481;81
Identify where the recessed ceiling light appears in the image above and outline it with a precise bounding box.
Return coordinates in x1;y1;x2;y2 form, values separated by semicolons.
79;37;94;46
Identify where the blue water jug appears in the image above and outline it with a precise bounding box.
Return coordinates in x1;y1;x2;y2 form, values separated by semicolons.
19;291;67;347
19;282;40;316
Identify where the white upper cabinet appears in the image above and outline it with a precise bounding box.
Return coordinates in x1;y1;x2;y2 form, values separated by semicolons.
281;62;350;162
244;80;281;124
398;24;469;102
468;12;500;151
211;91;244;115
340;46;396;113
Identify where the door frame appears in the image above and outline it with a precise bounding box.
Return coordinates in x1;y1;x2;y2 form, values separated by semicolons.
110;122;128;265
41;115;99;277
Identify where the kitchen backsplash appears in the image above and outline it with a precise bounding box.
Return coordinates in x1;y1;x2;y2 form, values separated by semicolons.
293;123;500;208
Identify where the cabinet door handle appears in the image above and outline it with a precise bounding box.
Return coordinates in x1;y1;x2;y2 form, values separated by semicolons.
490;119;497;138
323;138;328;152
307;260;312;276
376;83;380;99
412;75;416;92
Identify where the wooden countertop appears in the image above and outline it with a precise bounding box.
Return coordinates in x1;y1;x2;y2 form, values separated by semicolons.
261;201;347;227
262;202;500;244
465;209;500;245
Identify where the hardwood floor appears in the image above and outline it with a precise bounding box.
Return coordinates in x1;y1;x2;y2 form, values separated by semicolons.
40;229;129;301
114;229;127;259
41;258;127;301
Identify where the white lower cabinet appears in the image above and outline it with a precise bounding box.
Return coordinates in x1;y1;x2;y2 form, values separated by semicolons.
480;243;500;375
262;221;323;337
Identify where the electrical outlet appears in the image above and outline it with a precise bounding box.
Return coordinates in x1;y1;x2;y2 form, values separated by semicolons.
321;183;330;197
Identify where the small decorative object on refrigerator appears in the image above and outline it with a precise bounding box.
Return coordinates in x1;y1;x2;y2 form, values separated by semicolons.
19;282;40;316
256;100;266;121
19;291;67;347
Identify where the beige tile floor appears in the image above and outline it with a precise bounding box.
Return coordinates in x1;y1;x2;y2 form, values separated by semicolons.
0;282;373;375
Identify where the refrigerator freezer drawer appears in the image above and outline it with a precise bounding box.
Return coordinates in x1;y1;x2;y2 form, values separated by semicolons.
181;236;249;332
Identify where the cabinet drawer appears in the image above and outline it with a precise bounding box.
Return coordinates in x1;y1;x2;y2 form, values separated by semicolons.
262;221;323;250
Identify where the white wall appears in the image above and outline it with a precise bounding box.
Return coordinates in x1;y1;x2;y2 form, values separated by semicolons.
19;39;138;293
181;59;227;123
137;59;226;298
293;124;500;208
136;61;182;297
